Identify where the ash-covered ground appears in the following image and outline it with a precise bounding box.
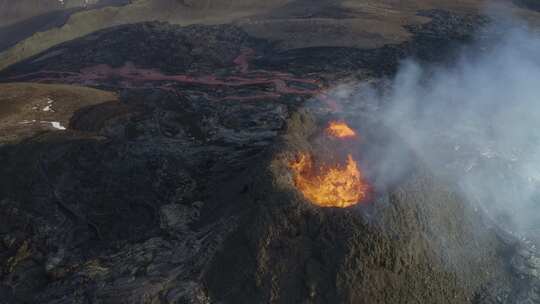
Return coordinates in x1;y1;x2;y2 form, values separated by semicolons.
0;7;539;304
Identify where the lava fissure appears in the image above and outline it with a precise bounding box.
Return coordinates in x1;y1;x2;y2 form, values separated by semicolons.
4;48;340;107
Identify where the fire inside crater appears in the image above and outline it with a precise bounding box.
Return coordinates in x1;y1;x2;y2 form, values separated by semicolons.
289;152;370;208
326;121;357;138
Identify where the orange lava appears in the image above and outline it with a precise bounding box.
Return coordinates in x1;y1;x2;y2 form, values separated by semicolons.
289;153;369;207
326;121;356;138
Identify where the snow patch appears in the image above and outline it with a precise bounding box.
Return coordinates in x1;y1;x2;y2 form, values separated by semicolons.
50;121;66;130
42;97;55;112
40;121;67;130
18;120;67;130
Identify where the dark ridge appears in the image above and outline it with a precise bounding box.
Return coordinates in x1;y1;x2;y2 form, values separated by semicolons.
253;10;492;77
0;10;491;80
0;22;272;76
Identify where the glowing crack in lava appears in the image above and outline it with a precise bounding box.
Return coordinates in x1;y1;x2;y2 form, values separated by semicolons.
289;153;369;207
326;121;356;138
6;48;343;111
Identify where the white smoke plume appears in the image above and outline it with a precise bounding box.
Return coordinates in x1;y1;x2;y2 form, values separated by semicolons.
335;15;540;240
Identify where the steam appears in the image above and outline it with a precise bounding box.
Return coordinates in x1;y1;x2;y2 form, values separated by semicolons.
366;19;540;238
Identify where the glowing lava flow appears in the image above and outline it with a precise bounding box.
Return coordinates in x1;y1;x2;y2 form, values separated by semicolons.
326;121;356;138
5;49;321;100
4;48;341;111
289;153;369;207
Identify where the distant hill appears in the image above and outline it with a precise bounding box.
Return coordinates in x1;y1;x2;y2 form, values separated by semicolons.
1;0;540;72
0;0;63;27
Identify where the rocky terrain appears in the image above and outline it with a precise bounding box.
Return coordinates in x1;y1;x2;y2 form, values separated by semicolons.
7;0;540;71
1;1;540;304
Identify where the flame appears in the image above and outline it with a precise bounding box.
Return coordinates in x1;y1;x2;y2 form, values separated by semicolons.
289;153;369;207
326;121;356;138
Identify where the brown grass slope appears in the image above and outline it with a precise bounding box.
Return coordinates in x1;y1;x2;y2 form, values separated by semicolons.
0;82;118;142
3;0;540;72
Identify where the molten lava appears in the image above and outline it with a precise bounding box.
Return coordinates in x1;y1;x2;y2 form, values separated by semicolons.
289;153;369;207
326;121;356;138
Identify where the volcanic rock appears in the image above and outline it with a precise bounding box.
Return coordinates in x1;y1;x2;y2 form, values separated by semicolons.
0;8;538;304
202;111;521;303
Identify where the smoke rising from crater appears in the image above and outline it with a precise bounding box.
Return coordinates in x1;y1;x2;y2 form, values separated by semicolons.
354;17;540;238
